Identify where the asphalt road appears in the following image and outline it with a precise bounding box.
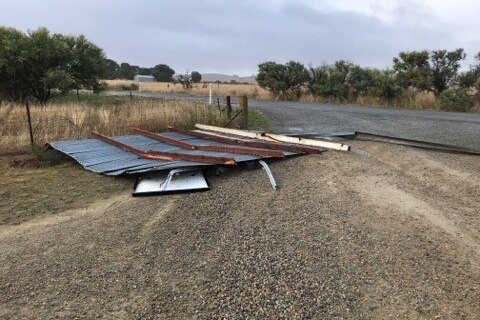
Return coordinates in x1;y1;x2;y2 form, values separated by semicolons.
109;91;480;151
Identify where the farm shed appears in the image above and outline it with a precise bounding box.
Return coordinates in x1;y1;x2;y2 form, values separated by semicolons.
134;75;155;82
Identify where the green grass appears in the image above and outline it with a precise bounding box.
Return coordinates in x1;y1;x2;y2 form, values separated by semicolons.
0;157;132;225
50;92;148;107
248;110;271;131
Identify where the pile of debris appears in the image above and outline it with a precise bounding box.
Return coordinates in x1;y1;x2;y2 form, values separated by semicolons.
49;124;349;196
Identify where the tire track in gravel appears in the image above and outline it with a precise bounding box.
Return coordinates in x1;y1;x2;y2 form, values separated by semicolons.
350;141;480;243
356;175;480;263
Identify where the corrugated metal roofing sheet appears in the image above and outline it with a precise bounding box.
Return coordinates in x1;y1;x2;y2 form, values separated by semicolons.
49;132;296;176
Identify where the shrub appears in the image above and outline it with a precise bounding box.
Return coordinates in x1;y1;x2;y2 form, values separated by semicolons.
439;89;473;112
119;83;139;91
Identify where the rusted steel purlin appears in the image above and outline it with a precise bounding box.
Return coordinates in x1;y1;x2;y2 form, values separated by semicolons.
168;127;324;154
91;131;236;165
133;128;195;149
91;131;173;161
133;128;286;158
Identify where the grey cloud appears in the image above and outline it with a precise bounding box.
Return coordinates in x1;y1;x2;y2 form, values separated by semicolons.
0;0;473;74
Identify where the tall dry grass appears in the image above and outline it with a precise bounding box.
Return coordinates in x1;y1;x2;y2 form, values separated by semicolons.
299;91;442;110
105;80;442;109
106;80;480;111
105;80;271;99
0;99;229;154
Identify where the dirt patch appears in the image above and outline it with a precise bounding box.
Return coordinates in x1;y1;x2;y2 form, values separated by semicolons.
0;141;479;319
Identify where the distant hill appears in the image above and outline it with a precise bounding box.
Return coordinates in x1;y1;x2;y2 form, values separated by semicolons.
201;73;257;84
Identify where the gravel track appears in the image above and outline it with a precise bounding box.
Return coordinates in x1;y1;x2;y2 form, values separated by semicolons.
1;141;479;319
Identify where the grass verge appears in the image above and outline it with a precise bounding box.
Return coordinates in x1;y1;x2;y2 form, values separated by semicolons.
248;110;271;131
0;154;132;225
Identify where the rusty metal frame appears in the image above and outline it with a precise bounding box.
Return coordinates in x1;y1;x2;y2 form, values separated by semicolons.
133;128;195;149
91;131;173;161
91;131;236;165
147;150;236;165
168;127;324;154
133;128;286;158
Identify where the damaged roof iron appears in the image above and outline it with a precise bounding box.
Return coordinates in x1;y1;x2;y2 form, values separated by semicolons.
48;126;329;176
48;125;348;195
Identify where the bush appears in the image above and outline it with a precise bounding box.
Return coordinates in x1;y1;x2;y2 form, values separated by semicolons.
439;89;473;112
119;83;139;91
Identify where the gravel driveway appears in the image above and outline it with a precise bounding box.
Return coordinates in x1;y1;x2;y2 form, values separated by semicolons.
1;140;479;319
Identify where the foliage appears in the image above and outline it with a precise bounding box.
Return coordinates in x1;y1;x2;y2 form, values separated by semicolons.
176;71;199;89
0;27;106;104
458;70;479;89
256;48;472;111
256;61;309;99
439;89;473;112
118;83;139;91
393;51;432;92
430;49;465;94
191;71;202;83
152;64;175;82
118;63;139;80
458;52;480;90
367;69;403;101
393;49;466;95
104;59;119;79
139;67;152;75
308;61;376;100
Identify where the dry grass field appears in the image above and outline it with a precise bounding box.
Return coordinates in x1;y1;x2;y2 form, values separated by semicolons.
104;79;480;111
0;98;230;154
105;79;272;99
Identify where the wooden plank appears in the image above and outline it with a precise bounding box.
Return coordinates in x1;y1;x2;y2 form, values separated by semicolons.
168;127;324;154
192;129;325;154
194;124;350;151
133;128;286;158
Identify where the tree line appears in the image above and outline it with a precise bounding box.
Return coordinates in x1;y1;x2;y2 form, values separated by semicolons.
0;27;202;104
0;26;106;104
104;60;201;84
256;49;480;111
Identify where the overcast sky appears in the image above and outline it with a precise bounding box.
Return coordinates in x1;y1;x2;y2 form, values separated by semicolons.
2;0;479;75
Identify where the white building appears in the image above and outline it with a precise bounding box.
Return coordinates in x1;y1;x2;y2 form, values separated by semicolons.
134;75;155;82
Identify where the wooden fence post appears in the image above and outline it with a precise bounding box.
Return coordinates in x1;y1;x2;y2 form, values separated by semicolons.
239;95;248;129
25;100;34;149
226;96;232;119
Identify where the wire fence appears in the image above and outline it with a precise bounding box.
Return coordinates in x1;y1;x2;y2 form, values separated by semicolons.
0;100;234;155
